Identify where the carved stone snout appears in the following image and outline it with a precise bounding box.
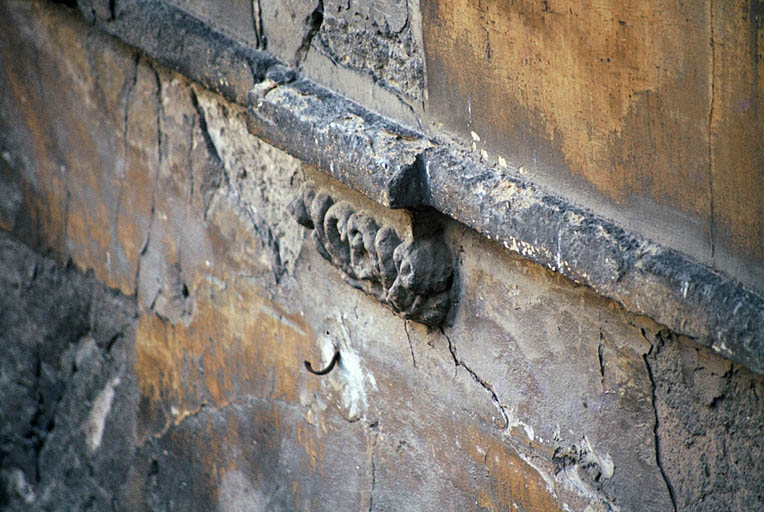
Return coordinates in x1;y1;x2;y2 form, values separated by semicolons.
290;184;454;327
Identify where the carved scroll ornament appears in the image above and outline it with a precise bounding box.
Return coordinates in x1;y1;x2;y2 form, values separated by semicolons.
290;185;454;327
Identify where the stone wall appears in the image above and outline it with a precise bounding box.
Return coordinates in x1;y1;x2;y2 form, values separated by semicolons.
157;0;764;297
0;1;762;511
0;230;138;510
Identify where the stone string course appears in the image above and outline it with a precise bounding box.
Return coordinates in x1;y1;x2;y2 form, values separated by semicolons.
74;0;764;375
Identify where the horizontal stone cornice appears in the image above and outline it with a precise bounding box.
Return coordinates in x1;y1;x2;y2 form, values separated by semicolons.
77;0;764;375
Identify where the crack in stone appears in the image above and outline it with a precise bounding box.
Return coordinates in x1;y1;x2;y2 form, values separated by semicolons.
118;51;140;216
189;87;227;221
252;0;266;50
708;0;716;262
147;61;163;274
240;201;286;283
150;64;163;175
598;331;606;389
191;89;286;282
403;321;417;369
187;114;196;200
642;329;678;512
190;88;224;171
62;174;71;256
135;206;154;298
206;128;287;282
113;52;142;288
294;0;324;68
129;57;158;295
367;429;377;512
442;329;509;431
141;393;321;447
140;401;230;446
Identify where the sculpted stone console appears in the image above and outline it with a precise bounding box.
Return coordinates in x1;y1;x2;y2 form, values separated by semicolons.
290;184;454;327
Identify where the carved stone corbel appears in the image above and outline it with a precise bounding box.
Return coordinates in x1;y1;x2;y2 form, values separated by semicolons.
290;184;454;327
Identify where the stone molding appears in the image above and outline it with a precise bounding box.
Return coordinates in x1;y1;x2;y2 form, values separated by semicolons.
75;0;764;375
290;184;453;327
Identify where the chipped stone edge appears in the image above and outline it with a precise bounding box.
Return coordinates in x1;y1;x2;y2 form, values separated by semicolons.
76;0;764;375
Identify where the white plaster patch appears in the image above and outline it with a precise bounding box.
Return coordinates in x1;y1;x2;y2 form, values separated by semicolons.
86;376;121;454
556;465;621;512
218;470;265;512
6;468;36;504
326;315;377;421
506;406;536;443
554;437;619;511
524;423;535;442
517;452;557;497
582;436;614;479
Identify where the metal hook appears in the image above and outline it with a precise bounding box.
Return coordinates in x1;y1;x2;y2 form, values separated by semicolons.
304;348;340;376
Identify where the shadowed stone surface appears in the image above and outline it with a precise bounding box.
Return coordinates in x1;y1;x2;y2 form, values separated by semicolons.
0;230;139;510
645;331;764;511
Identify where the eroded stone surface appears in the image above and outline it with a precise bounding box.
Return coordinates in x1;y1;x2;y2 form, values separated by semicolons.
61;0;764;373
256;0;424;100
315;0;424;100
645;331;764;511
0;230;139;510
1;2;763;511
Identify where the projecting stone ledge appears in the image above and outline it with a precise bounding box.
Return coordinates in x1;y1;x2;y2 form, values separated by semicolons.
76;0;764;376
420;146;764;372
247;67;430;210
247;72;764;375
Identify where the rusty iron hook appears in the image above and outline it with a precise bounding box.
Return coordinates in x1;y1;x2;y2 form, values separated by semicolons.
304;348;340;376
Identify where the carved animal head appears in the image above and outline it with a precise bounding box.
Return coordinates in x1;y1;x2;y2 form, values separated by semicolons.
291;184;454;327
346;212;379;280
389;237;453;322
323;201;354;267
